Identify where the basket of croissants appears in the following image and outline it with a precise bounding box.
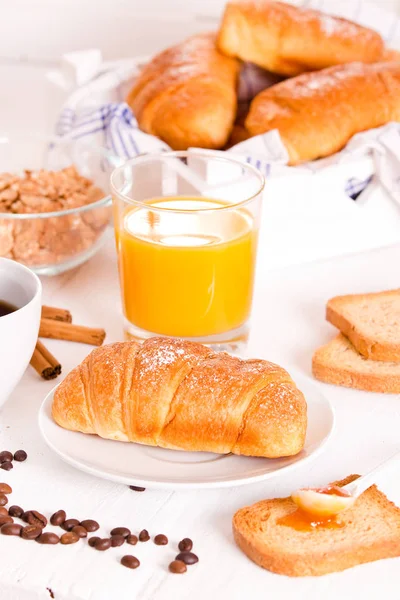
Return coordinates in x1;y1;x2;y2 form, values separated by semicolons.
125;0;400;166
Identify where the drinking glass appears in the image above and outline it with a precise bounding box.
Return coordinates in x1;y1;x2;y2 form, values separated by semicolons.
111;150;265;353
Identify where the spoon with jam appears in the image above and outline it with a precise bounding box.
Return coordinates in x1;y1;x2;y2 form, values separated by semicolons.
291;450;400;521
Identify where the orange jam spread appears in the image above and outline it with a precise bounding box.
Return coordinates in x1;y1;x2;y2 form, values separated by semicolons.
312;485;351;498
277;508;345;532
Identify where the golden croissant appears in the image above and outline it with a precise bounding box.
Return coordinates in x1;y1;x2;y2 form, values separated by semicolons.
52;338;307;458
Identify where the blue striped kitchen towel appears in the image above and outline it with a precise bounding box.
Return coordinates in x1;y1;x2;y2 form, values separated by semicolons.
53;0;400;207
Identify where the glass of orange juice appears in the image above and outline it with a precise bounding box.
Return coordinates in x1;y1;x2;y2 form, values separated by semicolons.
110;150;265;353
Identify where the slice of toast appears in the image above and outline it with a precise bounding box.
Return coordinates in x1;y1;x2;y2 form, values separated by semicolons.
326;289;400;362
233;475;400;577
312;334;400;393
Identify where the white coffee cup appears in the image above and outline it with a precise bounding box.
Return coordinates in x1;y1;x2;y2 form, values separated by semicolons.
0;258;42;407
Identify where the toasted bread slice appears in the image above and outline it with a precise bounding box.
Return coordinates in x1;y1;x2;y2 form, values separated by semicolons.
312;334;400;393
326;289;400;362
233;475;400;576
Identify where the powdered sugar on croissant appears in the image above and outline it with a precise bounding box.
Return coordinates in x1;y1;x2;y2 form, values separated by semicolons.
52;337;307;458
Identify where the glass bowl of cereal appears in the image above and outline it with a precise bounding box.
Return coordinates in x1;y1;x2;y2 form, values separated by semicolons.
0;134;120;275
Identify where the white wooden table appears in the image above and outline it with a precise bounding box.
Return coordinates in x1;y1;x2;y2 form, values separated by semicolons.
2;235;400;600
2;3;400;596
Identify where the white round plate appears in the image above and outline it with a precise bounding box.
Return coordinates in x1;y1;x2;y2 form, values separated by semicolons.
38;375;334;490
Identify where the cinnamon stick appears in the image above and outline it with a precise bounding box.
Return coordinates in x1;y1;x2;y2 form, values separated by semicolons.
39;318;106;346
41;305;72;323
30;341;61;380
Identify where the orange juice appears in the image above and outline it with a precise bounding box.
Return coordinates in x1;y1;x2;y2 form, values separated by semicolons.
116;197;258;338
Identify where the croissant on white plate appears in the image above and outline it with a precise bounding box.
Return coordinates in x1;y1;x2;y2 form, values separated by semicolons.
52;337;307;458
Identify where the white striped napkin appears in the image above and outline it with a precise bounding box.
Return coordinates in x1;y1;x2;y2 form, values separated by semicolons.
47;0;400;266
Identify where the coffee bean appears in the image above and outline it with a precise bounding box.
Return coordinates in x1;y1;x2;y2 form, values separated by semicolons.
0;483;12;494
0;494;8;507
1;462;13;471
23;510;47;528
0;515;13;526
126;534;138;545
61;518;80;531
36;532;59;545
129;486;146;492
60;532;79;545
93;538;111;551
8;505;23;518
1;523;22;536
178;538;193;552
154;534;168;546
139;529;150;542
169;560;187;574
88;536;101;547
20;525;42;540
13;450;27;462
0;451;13;464
80;519;99;532
0;507;8;516
175;551;199;565
110;534;125;547
50;510;66;526
110;527;130;538
71;525;87;538
121;555;140;569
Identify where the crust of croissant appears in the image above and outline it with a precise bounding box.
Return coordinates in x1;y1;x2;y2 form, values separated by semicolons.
52;338;307;458
233;475;400;576
126;32;240;150
217;1;385;76
245;62;400;165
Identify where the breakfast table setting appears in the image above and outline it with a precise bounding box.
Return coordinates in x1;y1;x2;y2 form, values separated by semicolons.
2;0;400;599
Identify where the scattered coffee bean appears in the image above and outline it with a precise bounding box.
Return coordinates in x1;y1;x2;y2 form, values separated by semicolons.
47;588;54;599
23;510;47;528
0;507;8;517
80;519;99;532
178;538;193;552
36;532;59;545
121;555;140;569
60;532;79;545
1;523;22;536
110;527;130;538
0;515;13;526
175;551;199;565
169;560;187;574
88;536;101;547
0;483;12;494
126;534;138;546
1;462;13;471
61;518;80;531
13;450;27;462
139;529;150;542
93;538;111;551
8;505;23;518
0;494;8;507
50;510;66;526
110;534;125;547
20;525;42;540
0;451;13;464
129;486;146;492
154;534;168;546
71;525;87;538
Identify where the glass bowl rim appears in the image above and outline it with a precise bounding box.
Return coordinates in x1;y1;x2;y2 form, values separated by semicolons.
0;133;114;219
110;149;266;214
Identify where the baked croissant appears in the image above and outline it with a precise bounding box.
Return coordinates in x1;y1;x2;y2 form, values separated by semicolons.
217;0;385;76
246;62;400;165
126;33;240;151
52;338;307;458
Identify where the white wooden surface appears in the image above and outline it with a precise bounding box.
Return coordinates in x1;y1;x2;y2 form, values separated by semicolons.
2;2;400;598
2;235;400;600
